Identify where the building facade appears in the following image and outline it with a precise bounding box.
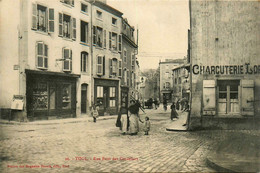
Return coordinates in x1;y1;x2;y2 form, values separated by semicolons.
120;18;138;110
189;0;260;129
159;59;183;102
0;0;138;120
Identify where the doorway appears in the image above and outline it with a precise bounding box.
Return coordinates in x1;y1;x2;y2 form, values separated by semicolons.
81;84;88;113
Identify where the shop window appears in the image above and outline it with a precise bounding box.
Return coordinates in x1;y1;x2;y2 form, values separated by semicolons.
60;0;74;7
32;4;54;33
93;26;103;47
81;3;88;13
81;52;88;72
80;21;89;43
109;87;116;107
63;48;72;72
59;13;76;40
218;80;240;114
97;86;103;106
62;84;71;109
32;82;48;110
36;42;48;69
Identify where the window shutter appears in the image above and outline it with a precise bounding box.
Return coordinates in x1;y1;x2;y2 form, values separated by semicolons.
118;34;122;53
241;80;254;116
109;32;112;49
59;13;63;36
93;26;97;45
44;44;48;68
203;80;216;115
32;3;37;30
72;18;76;40
97;56;102;75
48;8;54;33
70;49;72;71
103;30;106;49
63;48;71;72
109;59;113;77
103;56;105;76
127;70;130;86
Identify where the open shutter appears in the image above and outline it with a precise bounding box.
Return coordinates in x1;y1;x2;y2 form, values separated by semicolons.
63;48;71;71
32;3;37;30
48;8;54;33
72;18;76;40
109;59;113;77
109;32;112;49
203;80;216;115
118;34;122;53
93;26;97;45
103;56;105;76
97;56;102;75
58;13;63;36
44;44;48;68
103;30;106;49
241;80;254;116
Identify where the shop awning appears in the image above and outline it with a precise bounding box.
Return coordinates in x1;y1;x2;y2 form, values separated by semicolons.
25;69;80;78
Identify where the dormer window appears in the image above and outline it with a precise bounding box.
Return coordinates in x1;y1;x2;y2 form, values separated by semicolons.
112;17;117;26
60;0;74;7
96;10;102;19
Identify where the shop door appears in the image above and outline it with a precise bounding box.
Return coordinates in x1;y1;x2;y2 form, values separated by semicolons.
81;84;88;113
103;87;109;112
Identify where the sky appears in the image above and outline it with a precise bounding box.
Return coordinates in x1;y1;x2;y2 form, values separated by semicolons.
107;0;190;70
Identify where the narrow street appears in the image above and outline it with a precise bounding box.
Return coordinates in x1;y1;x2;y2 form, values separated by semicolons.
0;106;218;173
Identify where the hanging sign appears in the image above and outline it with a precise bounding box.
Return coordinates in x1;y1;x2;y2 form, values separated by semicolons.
11;95;24;110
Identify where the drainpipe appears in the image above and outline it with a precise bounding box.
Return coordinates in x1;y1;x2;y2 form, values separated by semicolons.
90;0;95;107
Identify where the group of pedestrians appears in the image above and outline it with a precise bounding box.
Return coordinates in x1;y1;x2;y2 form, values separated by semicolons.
116;100;151;136
163;98;190;121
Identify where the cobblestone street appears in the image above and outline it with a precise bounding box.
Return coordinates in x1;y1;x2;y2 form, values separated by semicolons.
1;108;257;173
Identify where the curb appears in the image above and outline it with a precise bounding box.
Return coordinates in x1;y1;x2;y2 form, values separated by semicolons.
206;157;236;173
0;117;116;126
165;128;188;132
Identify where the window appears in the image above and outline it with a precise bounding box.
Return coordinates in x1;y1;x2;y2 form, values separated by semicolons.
109;87;116;107
127;70;130;86
109;58;118;77
218;80;240;114
165;72;169;79
59;13;76;40
123;50;127;62
96;10;102;19
97;86;103;106
109;32;117;51
93;26;103;47
62;84;71;109
131;72;135;87
97;55;105;75
63;48;72;72
80;21;89;43
118;35;122;53
81;3;88;13
81;52;88;72
131;54;135;68
60;0;74;7
32;82;48;110
112;17;117;25
118;60;122;77
103;30;106;48
36;42;48;69
123;68;127;85
164;82;170;89
32;4;54;33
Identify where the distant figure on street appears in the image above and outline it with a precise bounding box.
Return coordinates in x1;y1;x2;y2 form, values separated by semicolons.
91;104;99;123
176;100;180;110
154;98;158;109
163;99;167;111
170;102;179;120
144;116;151;135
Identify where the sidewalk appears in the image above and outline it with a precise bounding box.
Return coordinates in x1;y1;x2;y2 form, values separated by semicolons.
206;130;260;172
0;115;116;125
165;110;188;131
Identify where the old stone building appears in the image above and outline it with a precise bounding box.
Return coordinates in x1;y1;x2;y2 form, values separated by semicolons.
189;0;260;129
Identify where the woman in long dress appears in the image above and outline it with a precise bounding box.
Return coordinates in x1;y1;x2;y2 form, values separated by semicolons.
120;107;128;135
170;102;179;120
128;100;140;135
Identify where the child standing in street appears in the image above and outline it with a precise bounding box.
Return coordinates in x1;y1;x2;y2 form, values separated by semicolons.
91;104;99;123
144;116;150;135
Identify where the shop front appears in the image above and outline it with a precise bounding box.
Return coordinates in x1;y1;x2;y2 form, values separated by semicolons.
94;78;119;116
25;70;78;120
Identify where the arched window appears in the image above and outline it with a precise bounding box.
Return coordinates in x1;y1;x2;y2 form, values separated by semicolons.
81;52;88;72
